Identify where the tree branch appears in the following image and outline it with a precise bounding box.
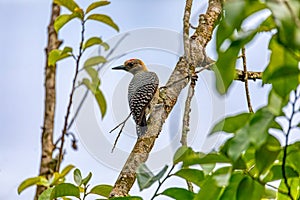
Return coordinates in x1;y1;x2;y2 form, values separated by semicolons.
109;0;222;197
35;3;62;199
241;47;254;113
56;19;86;172
235;69;262;81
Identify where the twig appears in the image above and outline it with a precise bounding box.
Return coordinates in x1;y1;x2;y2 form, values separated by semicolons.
282;89;300;200
56;19;86;172
110;112;132;153
150;165;175;200
241;47;254;113
110;112;132;133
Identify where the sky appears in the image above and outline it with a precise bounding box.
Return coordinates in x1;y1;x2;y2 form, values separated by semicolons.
0;1;273;199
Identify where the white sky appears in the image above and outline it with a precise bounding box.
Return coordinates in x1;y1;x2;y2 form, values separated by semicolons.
0;1;274;199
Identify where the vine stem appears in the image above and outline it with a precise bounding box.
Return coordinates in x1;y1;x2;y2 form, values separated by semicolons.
150;165;175;200
56;19;86;172
282;89;299;200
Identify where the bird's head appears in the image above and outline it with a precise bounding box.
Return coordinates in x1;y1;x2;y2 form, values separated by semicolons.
112;59;147;74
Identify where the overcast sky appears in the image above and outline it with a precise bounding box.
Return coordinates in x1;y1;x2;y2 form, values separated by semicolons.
0;1;273;199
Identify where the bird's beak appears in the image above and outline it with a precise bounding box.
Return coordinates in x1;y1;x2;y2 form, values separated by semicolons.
112;65;126;70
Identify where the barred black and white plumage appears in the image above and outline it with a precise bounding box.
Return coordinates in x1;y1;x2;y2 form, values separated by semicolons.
112;59;159;137
128;71;159;136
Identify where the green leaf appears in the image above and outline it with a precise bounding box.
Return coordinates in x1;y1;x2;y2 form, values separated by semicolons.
278;178;300;200
73;168;82;186
268;89;287;116
255;134;281;175
60;165;75;178
173;147;229;167
48;47;73;66
263;36;299;98
18;176;49;194
86;1;110;14
174;169;205;187
87;14;119;31
212;166;232;187
257;15;276;32
81;172;92;186
83;37;103;50
236;176;264;200
38;188;53;200
54;13;77;33
195;177;223;199
136;164;168;191
54;0;80;13
161;188;195;200
90;184;113;198
82;78;107;118
173;146;190;164
263;165;299;182
266;1;300;50
247;108;275;148
219;172;244;200
262;187;277;199
227;129;250;161
210;112;252;135
50;183;80;199
84;56;106;68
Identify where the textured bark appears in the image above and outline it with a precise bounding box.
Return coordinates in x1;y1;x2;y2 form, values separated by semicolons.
35;3;61;199
235;69;262;82
109;0;222;197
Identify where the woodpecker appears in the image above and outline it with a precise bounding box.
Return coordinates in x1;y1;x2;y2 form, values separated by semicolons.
112;59;159;137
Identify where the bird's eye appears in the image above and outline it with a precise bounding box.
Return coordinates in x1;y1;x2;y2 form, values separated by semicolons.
128;62;133;67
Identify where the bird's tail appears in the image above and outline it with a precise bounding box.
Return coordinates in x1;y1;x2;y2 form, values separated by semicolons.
136;125;147;137
136;114;147;137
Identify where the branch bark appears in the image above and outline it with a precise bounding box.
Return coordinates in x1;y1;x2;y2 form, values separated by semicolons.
35;3;62;199
109;0;222;197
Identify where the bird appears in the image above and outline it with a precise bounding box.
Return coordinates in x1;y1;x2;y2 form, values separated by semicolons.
112;59;159;137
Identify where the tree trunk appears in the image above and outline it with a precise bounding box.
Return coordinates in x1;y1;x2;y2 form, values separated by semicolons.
35;3;61;199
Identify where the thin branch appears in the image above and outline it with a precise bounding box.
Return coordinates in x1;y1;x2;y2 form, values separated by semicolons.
150;165;175;200
110;112;132;153
181;76;196;146
56;19;86;172
183;0;193;59
282;89;300;200
235;69;262;81
182;2;195;191
241;47;254;113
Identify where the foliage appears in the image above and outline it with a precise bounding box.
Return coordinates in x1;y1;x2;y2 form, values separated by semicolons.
19;0;300;199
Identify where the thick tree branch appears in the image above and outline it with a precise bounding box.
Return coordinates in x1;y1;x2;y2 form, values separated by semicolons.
35;3;62;199
109;0;222;197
